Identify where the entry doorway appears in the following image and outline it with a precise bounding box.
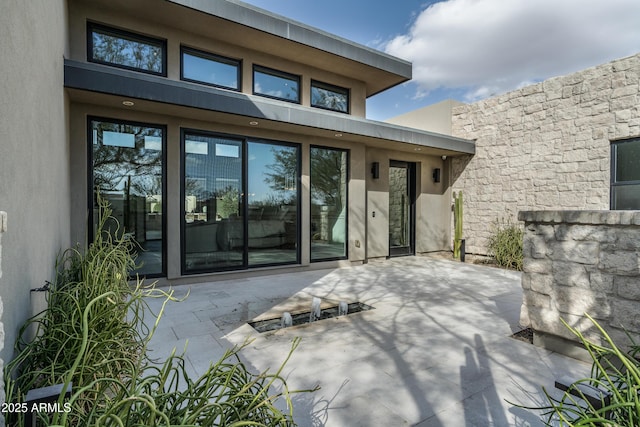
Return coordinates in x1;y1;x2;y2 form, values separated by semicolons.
389;160;415;257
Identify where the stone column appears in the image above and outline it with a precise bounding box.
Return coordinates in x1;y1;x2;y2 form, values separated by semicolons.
518;210;640;359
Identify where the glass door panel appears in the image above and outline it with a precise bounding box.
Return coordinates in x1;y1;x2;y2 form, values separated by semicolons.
90;118;165;276
183;133;243;272
247;141;299;266
310;147;348;260
389;161;415;256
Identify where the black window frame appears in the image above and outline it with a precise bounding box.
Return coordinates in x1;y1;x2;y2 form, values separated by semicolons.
310;145;349;262
87;116;168;279
180;129;302;275
311;80;350;114
180;46;242;91
87;22;167;76
611;137;640;210
252;65;301;104
246;138;302;268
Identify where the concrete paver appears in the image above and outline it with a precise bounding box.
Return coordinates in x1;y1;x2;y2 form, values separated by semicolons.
146;256;591;426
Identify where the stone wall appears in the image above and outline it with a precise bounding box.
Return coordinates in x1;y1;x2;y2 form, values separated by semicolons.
519;210;640;356
452;53;640;254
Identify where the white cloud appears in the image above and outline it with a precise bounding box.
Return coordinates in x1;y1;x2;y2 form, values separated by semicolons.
384;0;640;102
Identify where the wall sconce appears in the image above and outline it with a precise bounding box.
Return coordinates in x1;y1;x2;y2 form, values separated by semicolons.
432;168;441;183
371;162;380;179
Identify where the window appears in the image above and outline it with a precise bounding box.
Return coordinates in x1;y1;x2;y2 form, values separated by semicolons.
88;23;166;75
253;66;300;103
310;147;348;260
183;132;244;272
311;80;349;113
611;138;640;210
247;141;299;266
182;131;300;274
181;47;241;91
89;118;166;277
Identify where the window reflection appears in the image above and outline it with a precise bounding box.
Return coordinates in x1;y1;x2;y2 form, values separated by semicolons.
181;47;240;90
253;66;300;103
612;138;640;210
389;166;410;248
183;134;243;272
311;81;349;113
91;119;165;276
89;24;165;75
248;141;299;265
182;134;300;272
311;147;348;260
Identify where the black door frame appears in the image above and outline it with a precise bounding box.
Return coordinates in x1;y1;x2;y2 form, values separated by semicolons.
389;160;416;257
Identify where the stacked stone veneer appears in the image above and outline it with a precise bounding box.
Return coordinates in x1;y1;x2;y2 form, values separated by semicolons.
451;53;640;255
519;210;640;353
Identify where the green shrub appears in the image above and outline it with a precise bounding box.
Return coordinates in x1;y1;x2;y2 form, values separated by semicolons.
5;199;154;425
487;219;523;270
4;198;314;426
515;314;640;426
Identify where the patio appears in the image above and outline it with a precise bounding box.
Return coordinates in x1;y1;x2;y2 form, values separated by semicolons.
147;256;590;426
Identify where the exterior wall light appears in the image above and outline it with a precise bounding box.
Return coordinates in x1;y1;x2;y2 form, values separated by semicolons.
371;162;380;179
433;168;441;183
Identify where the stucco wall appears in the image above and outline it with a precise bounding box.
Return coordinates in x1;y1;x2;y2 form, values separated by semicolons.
366;148;447;258
387;99;464;135
67;0;368;117
0;0;70;374
0;212;5;426
451;53;640;254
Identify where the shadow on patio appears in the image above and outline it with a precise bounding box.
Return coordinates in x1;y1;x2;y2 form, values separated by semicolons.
147;256;590;426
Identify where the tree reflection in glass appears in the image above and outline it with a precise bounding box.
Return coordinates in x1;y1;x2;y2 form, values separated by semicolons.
90;25;164;74
91;119;164;276
310;147;348;260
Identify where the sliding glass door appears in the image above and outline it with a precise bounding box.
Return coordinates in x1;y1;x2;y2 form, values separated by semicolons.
247;141;299;266
182;131;300;273
89;118;165;277
183;132;244;272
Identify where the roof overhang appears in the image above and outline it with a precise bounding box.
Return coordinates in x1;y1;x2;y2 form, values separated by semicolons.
65;60;475;156
75;0;412;96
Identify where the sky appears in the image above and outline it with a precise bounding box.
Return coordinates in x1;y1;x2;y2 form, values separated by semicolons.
240;0;640;121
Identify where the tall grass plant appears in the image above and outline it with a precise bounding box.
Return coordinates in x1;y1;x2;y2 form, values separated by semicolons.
516;314;640;426
4;198;314;426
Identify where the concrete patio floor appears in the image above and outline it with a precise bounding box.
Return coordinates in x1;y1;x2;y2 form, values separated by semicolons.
147;256;590;426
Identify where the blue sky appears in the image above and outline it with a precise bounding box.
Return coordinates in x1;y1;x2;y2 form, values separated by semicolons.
241;0;640;121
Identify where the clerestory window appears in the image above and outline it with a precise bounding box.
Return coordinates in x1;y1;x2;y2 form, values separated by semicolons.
181;46;241;91
311;80;349;113
253;66;300;103
88;23;166;76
